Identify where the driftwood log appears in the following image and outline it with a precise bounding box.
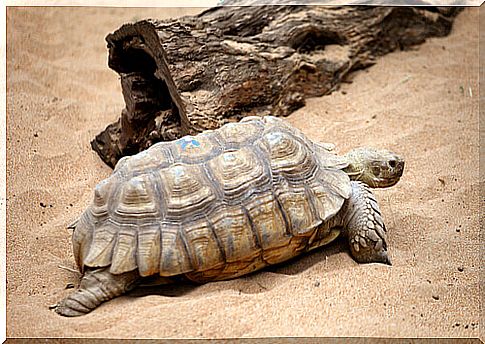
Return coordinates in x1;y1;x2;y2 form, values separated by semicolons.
92;5;461;167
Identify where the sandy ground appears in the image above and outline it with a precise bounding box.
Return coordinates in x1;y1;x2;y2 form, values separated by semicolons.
5;6;481;339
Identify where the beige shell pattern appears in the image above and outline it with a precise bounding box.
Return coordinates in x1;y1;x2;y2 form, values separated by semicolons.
72;116;351;282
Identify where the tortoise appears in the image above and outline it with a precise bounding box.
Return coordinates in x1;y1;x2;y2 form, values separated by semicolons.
54;116;404;316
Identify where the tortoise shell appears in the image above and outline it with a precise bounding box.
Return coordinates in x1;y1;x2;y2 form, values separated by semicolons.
72;116;351;282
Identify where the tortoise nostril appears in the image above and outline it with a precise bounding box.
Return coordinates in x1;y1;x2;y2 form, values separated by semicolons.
389;160;397;168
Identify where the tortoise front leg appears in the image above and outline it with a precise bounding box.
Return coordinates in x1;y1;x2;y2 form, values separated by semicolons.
55;267;140;317
341;181;391;265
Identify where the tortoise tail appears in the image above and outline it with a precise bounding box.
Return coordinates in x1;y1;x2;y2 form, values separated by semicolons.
55;267;139;317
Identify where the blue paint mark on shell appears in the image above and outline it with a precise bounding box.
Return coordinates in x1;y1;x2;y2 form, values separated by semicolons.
171;165;186;177
177;137;201;150
266;132;284;145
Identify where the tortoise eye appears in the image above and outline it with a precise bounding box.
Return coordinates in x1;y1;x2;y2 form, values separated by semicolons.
389;160;397;168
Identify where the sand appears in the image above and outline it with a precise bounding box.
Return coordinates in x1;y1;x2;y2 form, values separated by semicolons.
5;6;481;339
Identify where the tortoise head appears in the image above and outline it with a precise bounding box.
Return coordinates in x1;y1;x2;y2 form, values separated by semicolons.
343;147;404;188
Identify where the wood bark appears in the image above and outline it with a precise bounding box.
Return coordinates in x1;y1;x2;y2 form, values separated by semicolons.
91;5;461;167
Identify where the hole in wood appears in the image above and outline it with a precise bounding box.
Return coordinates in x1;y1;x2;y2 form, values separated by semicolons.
123;48;157;74
109;36;157;75
289;29;345;53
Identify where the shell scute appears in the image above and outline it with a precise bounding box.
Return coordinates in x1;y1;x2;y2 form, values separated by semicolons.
110;225;137;274
274;181;320;236
210;205;261;263
159;222;192;276
261;130;317;182
91;176;119;218
114;143;173;177
136;224;161;277
208;147;270;202
216;120;263;147
72;212;95;272
309;169;351;221
171;132;222;164
244;191;290;258
182;219;225;272
114;175;159;220
83;220;118;268
157;163;217;220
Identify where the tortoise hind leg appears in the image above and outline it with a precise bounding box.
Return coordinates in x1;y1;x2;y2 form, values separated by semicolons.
55;267;140;317
341;181;391;265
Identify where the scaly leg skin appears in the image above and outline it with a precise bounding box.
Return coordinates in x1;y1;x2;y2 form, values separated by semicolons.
55;267;140;317
341;181;391;265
